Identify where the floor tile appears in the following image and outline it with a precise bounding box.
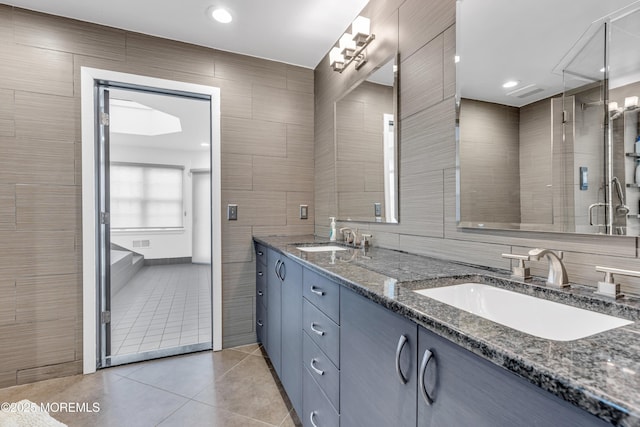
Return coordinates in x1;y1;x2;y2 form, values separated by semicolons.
157;400;275;427
194;354;291;425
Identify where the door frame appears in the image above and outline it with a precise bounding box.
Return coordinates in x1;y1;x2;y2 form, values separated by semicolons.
80;67;223;374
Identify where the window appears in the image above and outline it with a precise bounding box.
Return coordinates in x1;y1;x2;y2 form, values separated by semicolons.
110;162;184;229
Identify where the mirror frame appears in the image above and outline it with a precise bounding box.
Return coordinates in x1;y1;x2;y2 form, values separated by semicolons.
334;53;400;224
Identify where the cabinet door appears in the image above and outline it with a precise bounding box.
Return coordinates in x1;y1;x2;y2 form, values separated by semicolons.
340;288;417;427
280;259;303;417
266;249;282;375
417;327;609;427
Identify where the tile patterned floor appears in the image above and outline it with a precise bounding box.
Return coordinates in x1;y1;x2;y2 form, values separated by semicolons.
111;264;212;355
0;346;301;427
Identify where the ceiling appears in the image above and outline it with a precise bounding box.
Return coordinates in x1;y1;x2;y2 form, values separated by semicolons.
109;88;211;152
459;0;640;107
4;0;370;69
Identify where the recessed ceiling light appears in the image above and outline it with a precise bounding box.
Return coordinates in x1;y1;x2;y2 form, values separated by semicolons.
454;55;460;63
207;7;232;24
502;80;519;89
201;142;210;147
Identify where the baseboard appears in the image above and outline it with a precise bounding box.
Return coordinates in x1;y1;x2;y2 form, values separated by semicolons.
144;257;192;266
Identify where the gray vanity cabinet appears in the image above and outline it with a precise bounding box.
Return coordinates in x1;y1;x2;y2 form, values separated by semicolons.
417;327;609;427
264;247;303;417
266;249;282;375
340;288;418;427
255;244;267;346
281;257;303;417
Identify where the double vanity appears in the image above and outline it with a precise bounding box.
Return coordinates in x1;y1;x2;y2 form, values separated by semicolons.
254;235;640;427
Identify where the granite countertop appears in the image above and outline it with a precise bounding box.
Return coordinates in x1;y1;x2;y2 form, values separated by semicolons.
254;235;640;426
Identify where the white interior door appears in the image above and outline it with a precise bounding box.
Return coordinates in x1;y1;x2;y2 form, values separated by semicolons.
192;171;211;264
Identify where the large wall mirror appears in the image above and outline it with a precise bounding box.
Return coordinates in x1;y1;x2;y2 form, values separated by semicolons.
457;0;640;235
335;55;398;223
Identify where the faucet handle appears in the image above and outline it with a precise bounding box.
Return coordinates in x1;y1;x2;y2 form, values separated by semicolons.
361;234;372;248
501;253;531;280
594;266;639;299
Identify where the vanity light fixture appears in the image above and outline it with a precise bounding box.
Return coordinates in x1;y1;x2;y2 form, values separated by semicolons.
502;80;519;89
207;6;232;24
329;15;375;73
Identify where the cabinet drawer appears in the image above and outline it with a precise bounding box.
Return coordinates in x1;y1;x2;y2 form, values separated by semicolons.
255;243;267;266
303;299;340;368
303;268;340;324
256;301;266;345
304;368;339;427
256;268;267;308
303;331;339;412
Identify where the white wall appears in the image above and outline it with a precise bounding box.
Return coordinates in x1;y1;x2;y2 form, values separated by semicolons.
110;144;209;259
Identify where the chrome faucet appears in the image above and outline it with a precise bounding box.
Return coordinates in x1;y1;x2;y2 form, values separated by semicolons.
528;248;569;288
339;227;354;245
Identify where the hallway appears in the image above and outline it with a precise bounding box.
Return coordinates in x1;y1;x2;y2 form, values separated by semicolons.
111;264;212;356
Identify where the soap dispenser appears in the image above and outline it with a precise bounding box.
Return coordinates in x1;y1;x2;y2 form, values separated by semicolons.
329;217;337;241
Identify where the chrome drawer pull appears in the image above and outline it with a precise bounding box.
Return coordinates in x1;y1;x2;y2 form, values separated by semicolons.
395;335;409;385
310;358;324;376
257;320;263;327
258;271;264;277
419;348;435;405
257;290;263;296
310;411;319;427
310;286;325;296
310;322;325;336
257;251;263;256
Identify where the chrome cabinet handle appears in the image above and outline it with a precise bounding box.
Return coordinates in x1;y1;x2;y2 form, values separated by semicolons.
310;322;325;336
258;271;263;277
257;320;263;327
275;260;281;280
279;261;286;281
257;290;263;296
310;411;319;427
310;286;325;296
419;349;435;405
310;358;324;376
257;250;263;256
395;335;409;385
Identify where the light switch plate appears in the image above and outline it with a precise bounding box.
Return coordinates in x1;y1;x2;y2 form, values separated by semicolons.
227;204;238;220
300;205;308;220
374;202;382;217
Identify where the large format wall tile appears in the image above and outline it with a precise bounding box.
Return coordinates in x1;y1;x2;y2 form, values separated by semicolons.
221;117;286;157
15;185;80;231
252;85;314;127
400;35;444;119
0;318;76;373
0;137;76;185
13;9;126;60
14;92;77;142
16;274;80;323
0;184;15;230
252;156;314;193
0;280;15;326
0;43;73;97
399;0;455;59
126;33;215;77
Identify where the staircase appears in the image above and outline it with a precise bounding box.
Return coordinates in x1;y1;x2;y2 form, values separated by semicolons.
110;244;145;297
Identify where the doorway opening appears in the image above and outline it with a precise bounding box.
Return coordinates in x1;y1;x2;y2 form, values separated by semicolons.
81;68;222;373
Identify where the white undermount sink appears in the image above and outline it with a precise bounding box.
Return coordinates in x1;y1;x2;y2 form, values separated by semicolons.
296;245;347;252
414;283;633;341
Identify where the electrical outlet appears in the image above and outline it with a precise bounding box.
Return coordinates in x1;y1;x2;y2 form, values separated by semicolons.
374;202;382;217
300;204;308;219
227;204;238;220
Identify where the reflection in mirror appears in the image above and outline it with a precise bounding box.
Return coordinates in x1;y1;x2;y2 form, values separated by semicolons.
335;56;398;223
457;0;640;235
